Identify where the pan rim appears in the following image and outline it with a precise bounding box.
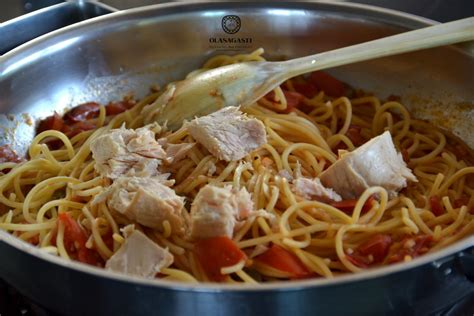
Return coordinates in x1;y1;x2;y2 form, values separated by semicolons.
0;1;472;292
1;1;440;68
0;228;472;291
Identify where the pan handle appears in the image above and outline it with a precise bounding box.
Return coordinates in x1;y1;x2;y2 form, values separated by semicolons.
0;1;118;55
458;248;474;281
432;245;474;282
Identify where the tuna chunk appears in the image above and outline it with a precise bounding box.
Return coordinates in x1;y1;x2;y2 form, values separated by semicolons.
106;177;185;234
292;177;342;202
105;230;173;278
190;185;269;239
90;124;166;179
319;131;417;199
159;140;195;164
186;107;267;161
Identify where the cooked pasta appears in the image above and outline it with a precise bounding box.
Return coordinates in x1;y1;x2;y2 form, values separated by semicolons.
0;48;473;283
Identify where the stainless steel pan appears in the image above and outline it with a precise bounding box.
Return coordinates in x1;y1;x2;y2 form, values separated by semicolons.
0;2;473;315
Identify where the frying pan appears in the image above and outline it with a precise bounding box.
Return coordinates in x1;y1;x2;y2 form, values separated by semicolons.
0;2;473;315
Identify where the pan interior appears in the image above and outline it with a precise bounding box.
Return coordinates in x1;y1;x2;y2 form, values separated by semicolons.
0;2;473;290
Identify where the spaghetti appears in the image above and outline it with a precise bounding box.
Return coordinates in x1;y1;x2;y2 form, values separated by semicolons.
0;48;473;283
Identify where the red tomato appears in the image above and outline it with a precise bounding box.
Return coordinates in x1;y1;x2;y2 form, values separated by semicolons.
64;102;100;123
387;235;433;263
102;233;114;251
264;91;279;100
345;234;392;268
265;90;304;113
346;125;364;147
332;125;364;152
64;121;96;138
37;112;64;134
401;148;410;163
42;120;95;150
453;196;474;214
28;234;40;246
194;236;247;282
292;82;318;98
452;144;470;161
43;139;64;150
453;195;469;208
358;234;392;263
59;213;87;244
346;253;370;268
308;71;345;97
106;100;135;115
58;213;102;266
429;195;444;216
0;145;22;163
331;196;375;215
331;199;358;213
281;90;305;113
254;244;312;279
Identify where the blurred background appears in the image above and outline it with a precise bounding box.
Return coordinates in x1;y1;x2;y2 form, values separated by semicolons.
1;0;474;23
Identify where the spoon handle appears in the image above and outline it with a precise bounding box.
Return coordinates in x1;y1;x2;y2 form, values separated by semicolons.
279;16;474;79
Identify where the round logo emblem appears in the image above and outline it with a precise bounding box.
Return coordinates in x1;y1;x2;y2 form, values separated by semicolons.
222;15;241;34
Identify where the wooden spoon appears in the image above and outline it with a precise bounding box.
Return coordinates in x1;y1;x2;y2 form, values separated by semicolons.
143;17;474;129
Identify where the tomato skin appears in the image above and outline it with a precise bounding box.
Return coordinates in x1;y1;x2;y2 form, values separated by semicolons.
106;100;135;115
292;82;318;98
345;234;392;268
308;71;345;97
346;125;364;147
42;121;96;150
59;213;87;244
194;236;247;282
331;199;358;213
64;102;101;123
452;144;470;161
453;196;474;214
281;90;305;113
37;102;98;149
358;234;392;263
265;90;304;113
35;99;134;149
333;125;365;152
346;253;370;268
0;145;22;163
387;235;433;263
401;148;410;163
58;213;102;266
44;138;65;150
429;195;444;216
331;196;375;215
28;234;40;246
38;99;134;137
453;196;469;208
254;244;312;279
64;121;96;138
37;112;64;134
